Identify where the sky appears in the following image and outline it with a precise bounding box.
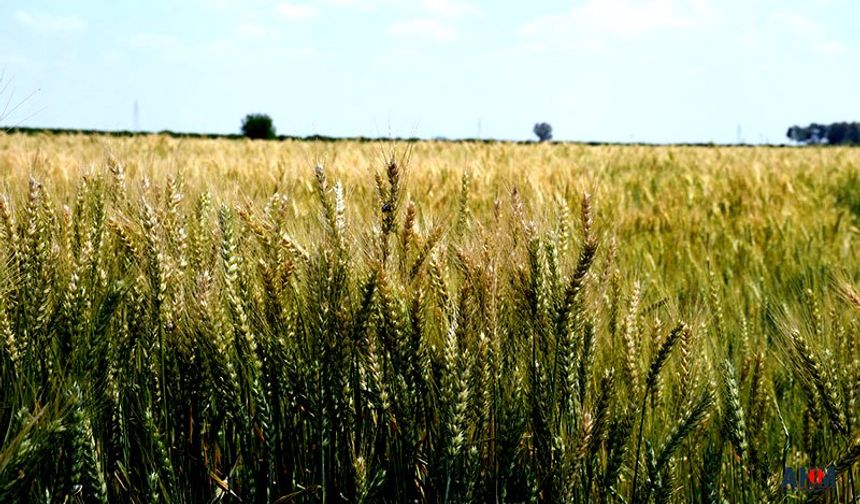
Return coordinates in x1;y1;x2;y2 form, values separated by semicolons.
1;0;858;143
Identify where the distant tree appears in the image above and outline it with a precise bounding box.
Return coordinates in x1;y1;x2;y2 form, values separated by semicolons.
786;125;811;144
533;122;553;142
827;122;849;145
848;123;860;145
241;113;276;140
810;123;830;143
787;121;860;145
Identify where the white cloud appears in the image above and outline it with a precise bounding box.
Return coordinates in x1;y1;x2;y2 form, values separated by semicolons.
129;33;182;51
319;0;480;17
277;2;320;20
14;10;87;33
234;21;280;39
382;0;480;44
0;53;28;69
321;0;379;9
521;0;699;40
284;46;318;58
100;49;125;67
772;11;849;56
387;18;457;43
421;0;481;19
773;12;821;36
815;40;847;55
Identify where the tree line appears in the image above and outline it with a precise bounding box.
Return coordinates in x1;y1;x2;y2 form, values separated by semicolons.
787;122;860;145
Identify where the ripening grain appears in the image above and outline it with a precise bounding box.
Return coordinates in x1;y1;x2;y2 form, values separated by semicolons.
1;132;859;502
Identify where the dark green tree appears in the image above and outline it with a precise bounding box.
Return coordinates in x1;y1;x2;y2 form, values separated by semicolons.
533;122;553;142
848;123;860;144
827;122;849;145
241;113;276;140
787;121;860;145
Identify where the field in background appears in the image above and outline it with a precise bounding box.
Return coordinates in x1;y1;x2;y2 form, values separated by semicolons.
1;133;859;502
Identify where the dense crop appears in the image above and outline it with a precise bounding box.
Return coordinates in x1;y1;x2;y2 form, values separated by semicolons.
1;134;860;502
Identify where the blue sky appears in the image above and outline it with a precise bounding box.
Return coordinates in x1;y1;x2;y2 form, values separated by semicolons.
1;0;858;143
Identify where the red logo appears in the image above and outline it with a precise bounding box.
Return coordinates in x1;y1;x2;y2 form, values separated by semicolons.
807;467;825;485
783;465;835;491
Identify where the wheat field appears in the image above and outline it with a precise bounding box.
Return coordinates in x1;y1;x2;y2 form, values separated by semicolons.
1;133;860;503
